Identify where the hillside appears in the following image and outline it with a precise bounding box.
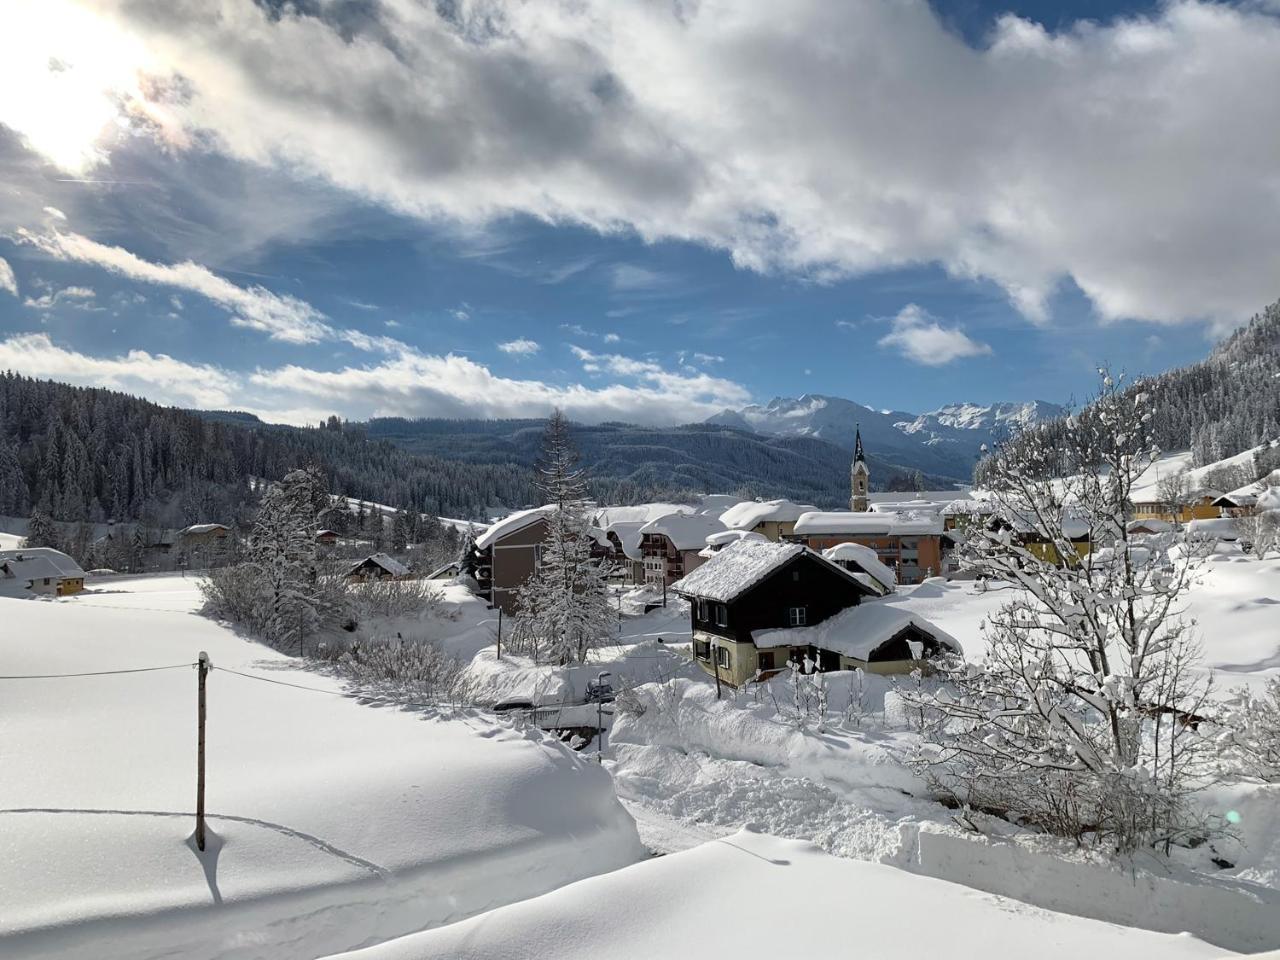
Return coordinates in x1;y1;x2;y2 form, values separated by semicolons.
0;374;536;527
362;417;959;508
706;395;1064;479
975;298;1280;483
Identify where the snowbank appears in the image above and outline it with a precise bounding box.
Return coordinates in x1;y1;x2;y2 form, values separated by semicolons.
0;575;644;960
318;830;1230;960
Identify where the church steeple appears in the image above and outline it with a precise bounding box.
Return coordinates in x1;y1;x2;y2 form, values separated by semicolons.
850;424;869;512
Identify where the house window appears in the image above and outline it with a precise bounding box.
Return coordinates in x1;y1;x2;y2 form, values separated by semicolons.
792;570;800;582
716;646;731;669
714;603;728;627
694;640;711;661
758;651;775;671
788;606;807;627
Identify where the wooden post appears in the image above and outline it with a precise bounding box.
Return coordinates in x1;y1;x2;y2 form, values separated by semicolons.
496;607;503;660
711;641;722;700
196;651;209;852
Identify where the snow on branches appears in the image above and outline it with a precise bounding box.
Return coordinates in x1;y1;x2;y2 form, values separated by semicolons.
909;370;1218;854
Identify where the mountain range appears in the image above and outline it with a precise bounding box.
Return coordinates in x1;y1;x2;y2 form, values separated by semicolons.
706;396;1066;482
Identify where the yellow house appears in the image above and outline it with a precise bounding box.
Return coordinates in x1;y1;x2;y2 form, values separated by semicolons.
0;548;87;597
1131;490;1223;523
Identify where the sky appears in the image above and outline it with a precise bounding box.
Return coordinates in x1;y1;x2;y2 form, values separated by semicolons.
1;0;1278;428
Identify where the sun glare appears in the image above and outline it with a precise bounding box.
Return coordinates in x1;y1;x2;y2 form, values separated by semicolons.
0;0;154;174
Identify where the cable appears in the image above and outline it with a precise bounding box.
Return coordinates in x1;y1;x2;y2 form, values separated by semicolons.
0;663;195;680
212;665;354;697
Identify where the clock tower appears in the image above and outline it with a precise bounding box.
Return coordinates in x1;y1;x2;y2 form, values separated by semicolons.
850;425;869;512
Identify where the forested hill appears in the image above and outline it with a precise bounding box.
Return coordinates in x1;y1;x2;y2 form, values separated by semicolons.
0;373;536;527
362;417;958;508
975;298;1280;483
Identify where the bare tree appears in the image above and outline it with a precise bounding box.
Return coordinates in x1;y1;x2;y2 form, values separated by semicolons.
909;370;1216;854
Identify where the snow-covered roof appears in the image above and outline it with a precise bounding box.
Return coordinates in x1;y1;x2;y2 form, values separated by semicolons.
347;552;411;577
692;494;744;516
639;512;727;551
699;529;768;557
793;511;943;536
754;601;962;661
593;503;693;528
316;529;337;537
180;523;230;536
672;538;877;604
821;543;896;592
1185;518;1239;541
867;490;971;506
474;506;553;549
604;520;648;561
941;498;994;517
0;548;87;591
671;539;807;602
1126;518;1173;534
719;499;817;530
1217;472;1280;508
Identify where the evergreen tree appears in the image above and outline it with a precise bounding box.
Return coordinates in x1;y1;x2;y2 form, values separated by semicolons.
23;507;58;549
250;467;328;652
512;410;614;665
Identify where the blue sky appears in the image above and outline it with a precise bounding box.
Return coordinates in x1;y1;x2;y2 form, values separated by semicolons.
1;0;1277;426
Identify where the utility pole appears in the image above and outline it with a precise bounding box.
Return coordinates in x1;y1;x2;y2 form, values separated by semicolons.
662;576;667;608
710;641;722;700
496;607;503;660
195;651;209;852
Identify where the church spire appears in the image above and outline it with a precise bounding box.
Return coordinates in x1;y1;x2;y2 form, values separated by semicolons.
850;423;869;511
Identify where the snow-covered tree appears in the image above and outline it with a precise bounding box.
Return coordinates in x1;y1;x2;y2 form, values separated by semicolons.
1235;510;1279;559
1218;678;1280;782
511;410;614;665
249;466;332;652
23;507;59;549
912;370;1216;854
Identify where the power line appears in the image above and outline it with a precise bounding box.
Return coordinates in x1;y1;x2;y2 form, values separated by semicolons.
0;663;195;680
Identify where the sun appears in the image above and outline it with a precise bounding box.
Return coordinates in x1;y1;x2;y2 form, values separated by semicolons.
0;0;157;174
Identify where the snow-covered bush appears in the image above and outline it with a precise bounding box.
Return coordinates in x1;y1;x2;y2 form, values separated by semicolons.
334;635;475;706
348;578;445;621
200;562;271;634
1218;679;1280;782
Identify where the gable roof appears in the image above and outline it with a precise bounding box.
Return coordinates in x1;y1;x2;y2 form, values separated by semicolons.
639;512;727;551
754;601;962;661
347;552;410;577
820;543;896;593
474;506;553;550
0;548;87;587
671;538;876;604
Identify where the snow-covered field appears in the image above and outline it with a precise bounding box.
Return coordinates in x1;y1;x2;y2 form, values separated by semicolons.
6;546;1280;958
320;829;1231;960
0;575;643;960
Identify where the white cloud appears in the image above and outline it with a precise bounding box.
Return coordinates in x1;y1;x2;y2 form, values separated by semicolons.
14;227;408;353
23;285;97;309
15;0;1280;327
611;264;672;293
603;332;621;343
0;257;16;297
1;332;751;426
0;332;237;407
498;337;540;356
877;304;992;366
